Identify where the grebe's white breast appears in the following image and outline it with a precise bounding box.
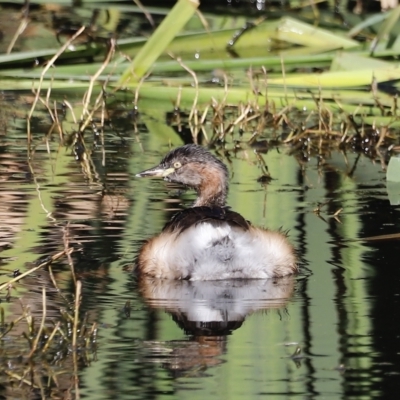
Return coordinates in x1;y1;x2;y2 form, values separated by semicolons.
137;211;296;280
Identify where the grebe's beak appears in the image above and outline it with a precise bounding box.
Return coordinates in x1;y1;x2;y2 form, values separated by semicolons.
136;165;175;178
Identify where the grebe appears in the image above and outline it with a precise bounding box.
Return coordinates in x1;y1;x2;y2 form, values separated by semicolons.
135;144;297;280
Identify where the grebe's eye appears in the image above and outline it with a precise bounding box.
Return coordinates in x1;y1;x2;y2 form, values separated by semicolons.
173;161;182;169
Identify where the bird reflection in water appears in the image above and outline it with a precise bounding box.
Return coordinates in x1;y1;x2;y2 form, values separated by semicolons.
138;275;295;376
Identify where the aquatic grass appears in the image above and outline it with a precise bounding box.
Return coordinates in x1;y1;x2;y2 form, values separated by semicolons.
370;4;400;54
0;249;73;292
0;3;399;217
118;0;200;85
0;52;335;80
0;248;97;395
27;26;86;142
1;3;400;111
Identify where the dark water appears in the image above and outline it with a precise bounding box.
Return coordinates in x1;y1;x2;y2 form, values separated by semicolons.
0;99;400;399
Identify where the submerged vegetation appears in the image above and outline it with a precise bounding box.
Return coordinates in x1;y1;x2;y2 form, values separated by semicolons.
1;0;400;396
0;250;98;397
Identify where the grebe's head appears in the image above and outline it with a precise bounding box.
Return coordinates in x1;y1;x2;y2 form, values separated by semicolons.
136;144;228;207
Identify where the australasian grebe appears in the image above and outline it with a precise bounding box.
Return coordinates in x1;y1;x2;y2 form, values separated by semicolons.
135;144;297;280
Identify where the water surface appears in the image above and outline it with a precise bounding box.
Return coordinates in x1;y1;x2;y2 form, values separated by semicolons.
0;99;399;400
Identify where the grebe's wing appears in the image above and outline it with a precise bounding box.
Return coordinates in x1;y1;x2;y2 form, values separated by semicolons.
163;206;250;234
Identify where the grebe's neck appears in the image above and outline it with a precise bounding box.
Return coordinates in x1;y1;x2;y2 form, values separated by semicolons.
192;163;228;207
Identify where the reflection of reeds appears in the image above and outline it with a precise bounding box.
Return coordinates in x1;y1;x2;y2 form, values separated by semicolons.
0;250;97;397
0;248;72;291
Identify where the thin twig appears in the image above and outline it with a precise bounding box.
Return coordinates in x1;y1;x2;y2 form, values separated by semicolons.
133;0;155;27
72;281;82;399
63;223;77;285
27;159;56;222
28;286;46;358
0;248;73;291
72;280;82;349
42;322;61;353
47;264;71;307
81;38;116;128
27;26;86;141
7;15;29;54
4;370;39;388
175;57;199;122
